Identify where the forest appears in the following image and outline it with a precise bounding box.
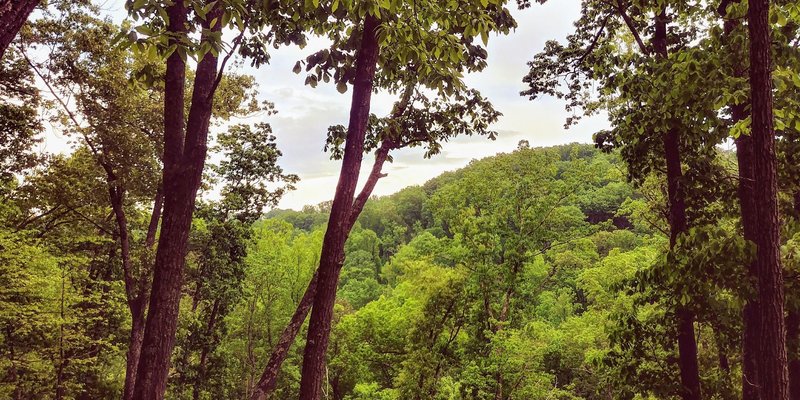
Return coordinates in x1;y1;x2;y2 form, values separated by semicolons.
1;0;800;399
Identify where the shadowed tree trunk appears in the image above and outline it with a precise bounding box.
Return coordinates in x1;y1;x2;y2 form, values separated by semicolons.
747;0;789;398
788;308;800;400
652;10;701;400
717;2;760;396
297;15;381;399
789;192;800;400
131;2;223;398
0;0;39;59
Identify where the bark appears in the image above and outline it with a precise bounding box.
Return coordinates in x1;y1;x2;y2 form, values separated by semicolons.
297;15;381;400
0;0;39;59
747;0;790;398
653;10;701;400
717;3;761;397
123;309;146;400
192;299;221;400
793;193;800;400
737;128;762;400
131;3;221;398
251;137;396;400
145;185;164;247
788;310;800;400
251;273;318;400
122;188;162;400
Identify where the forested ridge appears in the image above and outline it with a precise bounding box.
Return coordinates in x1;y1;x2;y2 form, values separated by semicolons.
2;0;800;399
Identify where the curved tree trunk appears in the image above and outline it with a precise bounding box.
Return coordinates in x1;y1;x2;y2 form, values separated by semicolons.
297;14;381;400
251;273;317;400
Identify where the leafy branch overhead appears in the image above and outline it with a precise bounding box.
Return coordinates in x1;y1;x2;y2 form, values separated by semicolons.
325;87;501;160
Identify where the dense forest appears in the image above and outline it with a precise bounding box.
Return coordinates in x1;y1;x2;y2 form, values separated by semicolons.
1;0;800;399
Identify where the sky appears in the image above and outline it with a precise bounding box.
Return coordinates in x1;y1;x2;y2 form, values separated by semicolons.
43;0;610;210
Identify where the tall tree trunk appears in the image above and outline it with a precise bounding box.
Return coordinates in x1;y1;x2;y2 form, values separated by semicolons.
652;9;701;400
0;0;39;59
717;2;761;396
788;309;800;400
252;135;396;400
192;299;221;400
131;3;221;398
737;122;762;400
789;193;800;400
297;15;381;400
251;273;318;400
123;307;146;400
123;188;162;400
747;0;790;398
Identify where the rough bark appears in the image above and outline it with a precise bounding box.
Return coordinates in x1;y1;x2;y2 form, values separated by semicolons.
122;187;162;400
788;309;800;400
123;308;146;400
131;3;221;398
737;122;762;400
297;14;381;400
790;192;800;400
0;0;39;59
747;0;790;398
251;137;395;400
717;3;761;396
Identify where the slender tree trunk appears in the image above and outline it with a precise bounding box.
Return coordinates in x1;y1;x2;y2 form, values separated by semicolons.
192;299;220;400
252;135;396;399
747;0;790;398
666;125;701;400
132;3;221;398
122;188;162;400
717;3;761;396
145;186;164;247
251;273;318;400
737;126;762;400
297;15;381;400
123;308;146;400
652;9;701;400
0;0;39;59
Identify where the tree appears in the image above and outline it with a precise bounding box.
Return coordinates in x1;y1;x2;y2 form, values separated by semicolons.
0;0;39;59
746;0;789;397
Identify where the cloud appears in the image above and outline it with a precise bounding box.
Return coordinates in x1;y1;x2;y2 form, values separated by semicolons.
52;1;610;210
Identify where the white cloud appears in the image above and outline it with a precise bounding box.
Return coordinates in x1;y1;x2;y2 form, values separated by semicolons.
46;1;609;210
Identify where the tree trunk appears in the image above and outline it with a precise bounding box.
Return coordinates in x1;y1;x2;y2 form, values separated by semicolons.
653;9;701;400
792;193;800;400
0;0;39;59
123;308;146;400
131;3;221;398
192;299;221;400
788;310;800;400
251;273;318;400
122;188;161;400
747;0;790;398
737;128;762;400
717;3;762;396
297;14;381;400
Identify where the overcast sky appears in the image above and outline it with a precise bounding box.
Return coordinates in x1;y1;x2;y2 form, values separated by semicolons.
43;1;609;210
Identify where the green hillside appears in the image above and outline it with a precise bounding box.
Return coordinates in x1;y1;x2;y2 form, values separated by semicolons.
250;143;685;399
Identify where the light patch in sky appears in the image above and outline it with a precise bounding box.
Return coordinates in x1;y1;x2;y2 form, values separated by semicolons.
42;0;610;210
